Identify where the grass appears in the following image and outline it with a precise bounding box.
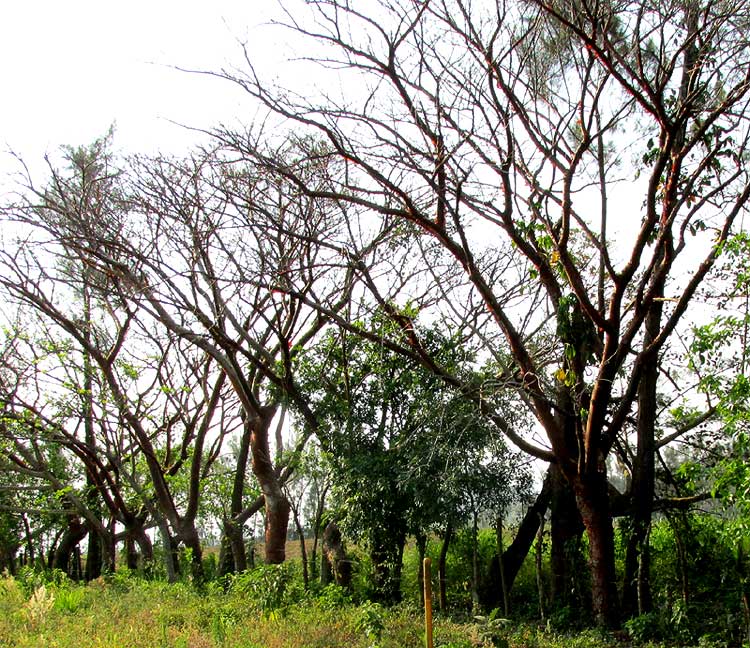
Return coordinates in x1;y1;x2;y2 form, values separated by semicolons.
0;570;730;648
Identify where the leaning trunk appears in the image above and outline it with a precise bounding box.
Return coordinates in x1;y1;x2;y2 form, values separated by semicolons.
53;516;88;576
291;503;309;589
487;468;551;608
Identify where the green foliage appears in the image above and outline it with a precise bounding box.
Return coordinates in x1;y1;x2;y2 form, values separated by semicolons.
229;563;305;616
623;611;664;643
315;582;354;610
627;517;748;644
3;569;740;648
52;585;88;614
474;607;510;647
295;313;530;604
354;600;386;647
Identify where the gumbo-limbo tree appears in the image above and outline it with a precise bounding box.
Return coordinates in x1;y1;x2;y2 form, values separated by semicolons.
216;0;750;626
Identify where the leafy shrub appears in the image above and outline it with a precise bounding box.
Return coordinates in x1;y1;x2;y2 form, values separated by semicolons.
474;607;510;647
316;582;353;609
355;600;386;647
229;563;304;615
624;610;662;643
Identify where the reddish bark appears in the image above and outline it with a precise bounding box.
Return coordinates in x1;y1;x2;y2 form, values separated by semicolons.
575;475;620;628
249;405;291;564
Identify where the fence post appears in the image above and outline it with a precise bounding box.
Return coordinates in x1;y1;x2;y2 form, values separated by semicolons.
424;557;434;648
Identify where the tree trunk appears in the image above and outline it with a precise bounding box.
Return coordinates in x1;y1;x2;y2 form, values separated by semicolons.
47;527;65;570
82;281;105;582
485;469;551;608
496;515;510;617
84;525;103;580
180;524;205;584
218;532;234;578
125;534;139;570
132;523;153;565
667;511;691;608
322;521;351;588
157;517;179;583
22;513;35;565
291;504;309;589
370;525;405;605
471;508;480;612
623;290;662;617
438;522;453;613
249;405;290;564
550;464;585;609
226;520;248;573
575;473;620;628
310;483;329;582
416;532;427;608
53;516;88;576
264;493;291;565
536;511;546;622
227;420;253;572
637;526;652;615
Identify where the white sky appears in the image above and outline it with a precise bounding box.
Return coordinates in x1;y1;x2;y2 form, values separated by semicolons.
0;1;302;166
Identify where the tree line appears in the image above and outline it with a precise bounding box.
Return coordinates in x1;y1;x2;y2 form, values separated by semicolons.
1;0;750;632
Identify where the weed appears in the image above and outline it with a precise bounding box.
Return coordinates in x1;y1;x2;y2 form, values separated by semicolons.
53;586;88;614
355;600;386;647
22;584;55;629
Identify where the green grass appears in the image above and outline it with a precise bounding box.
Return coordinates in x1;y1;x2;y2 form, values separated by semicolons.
0;572;724;648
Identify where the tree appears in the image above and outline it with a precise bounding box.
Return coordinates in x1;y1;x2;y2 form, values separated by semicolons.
0;138;244;582
216;0;750;625
3;135;369;565
119;144;362;564
296;314;530;604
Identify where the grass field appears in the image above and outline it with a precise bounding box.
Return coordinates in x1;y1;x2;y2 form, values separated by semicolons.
1;566;723;648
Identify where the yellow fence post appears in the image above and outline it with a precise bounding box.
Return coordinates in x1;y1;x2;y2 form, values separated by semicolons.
424;557;434;648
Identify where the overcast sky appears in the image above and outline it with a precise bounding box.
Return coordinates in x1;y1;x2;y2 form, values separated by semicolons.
0;1;302;165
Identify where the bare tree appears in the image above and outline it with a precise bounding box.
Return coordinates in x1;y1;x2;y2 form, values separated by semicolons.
210;0;750;625
0;140;240;581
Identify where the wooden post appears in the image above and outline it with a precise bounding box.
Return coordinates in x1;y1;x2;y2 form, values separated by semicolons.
424;557;434;648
